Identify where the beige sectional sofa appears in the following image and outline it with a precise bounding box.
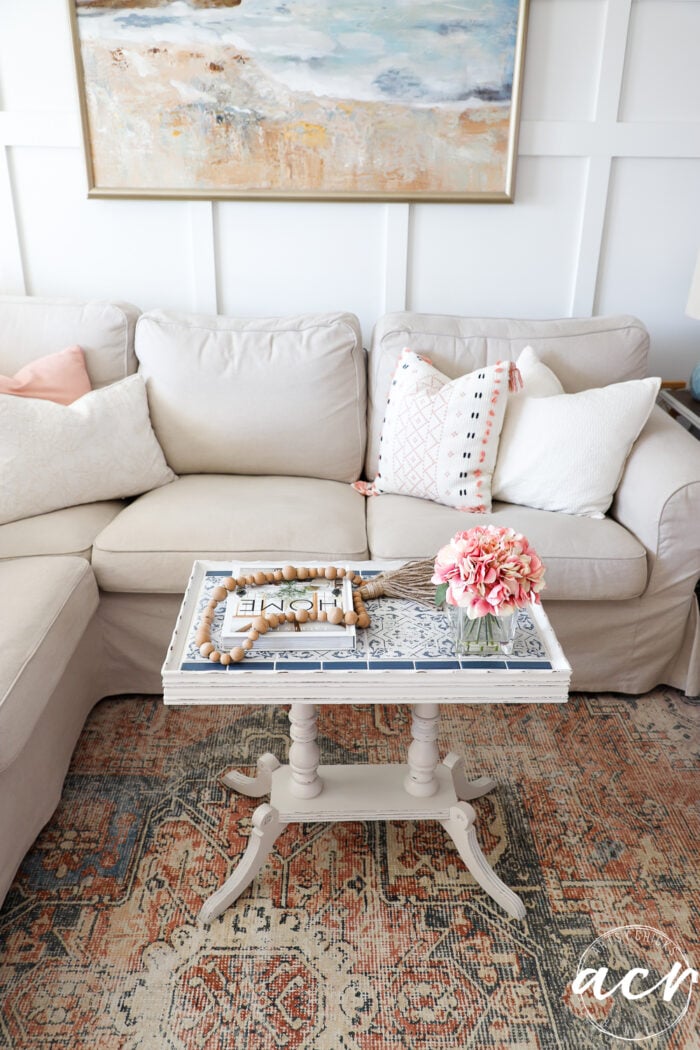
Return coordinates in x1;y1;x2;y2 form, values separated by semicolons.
1;295;699;908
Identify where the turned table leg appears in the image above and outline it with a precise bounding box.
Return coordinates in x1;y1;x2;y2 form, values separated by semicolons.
404;702;440;797
288;702;323;799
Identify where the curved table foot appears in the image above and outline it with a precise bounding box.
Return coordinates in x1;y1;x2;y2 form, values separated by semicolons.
443;752;497;802
220;753;280;798
440;801;526;921
199;803;287;924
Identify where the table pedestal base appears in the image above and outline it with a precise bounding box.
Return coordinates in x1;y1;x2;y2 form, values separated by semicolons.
199;706;526;924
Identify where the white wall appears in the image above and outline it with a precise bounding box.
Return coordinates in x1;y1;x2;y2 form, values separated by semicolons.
1;0;699;378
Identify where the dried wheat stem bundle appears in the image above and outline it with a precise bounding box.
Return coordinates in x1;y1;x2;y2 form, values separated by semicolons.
358;559;436;607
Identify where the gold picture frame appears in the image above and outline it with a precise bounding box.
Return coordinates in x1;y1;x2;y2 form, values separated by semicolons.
68;0;529;203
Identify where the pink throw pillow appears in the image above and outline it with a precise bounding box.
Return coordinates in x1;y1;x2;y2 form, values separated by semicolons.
0;346;92;405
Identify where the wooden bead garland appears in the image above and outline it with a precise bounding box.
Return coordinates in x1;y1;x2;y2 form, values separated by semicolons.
196;565;371;664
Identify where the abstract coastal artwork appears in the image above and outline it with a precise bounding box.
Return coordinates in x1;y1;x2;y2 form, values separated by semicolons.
69;0;529;201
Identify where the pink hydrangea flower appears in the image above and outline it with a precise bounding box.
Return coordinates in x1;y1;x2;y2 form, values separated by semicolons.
432;525;546;618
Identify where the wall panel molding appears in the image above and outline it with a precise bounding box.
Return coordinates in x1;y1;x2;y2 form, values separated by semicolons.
566;0;631;316
571;155;612;315
190;202;218;315
382;204;409;314
595;0;633;121
0;111;80;148
519;120;700;157
0;148;25;294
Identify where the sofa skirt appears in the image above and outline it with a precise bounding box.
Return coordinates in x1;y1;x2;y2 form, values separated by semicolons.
96;591;699;701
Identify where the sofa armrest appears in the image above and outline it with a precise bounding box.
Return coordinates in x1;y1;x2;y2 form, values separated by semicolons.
611;406;700;588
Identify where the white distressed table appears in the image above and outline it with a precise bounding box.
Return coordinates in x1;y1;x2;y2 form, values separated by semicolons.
162;561;571;924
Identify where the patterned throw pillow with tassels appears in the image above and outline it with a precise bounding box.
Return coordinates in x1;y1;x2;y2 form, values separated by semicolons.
353;349;521;512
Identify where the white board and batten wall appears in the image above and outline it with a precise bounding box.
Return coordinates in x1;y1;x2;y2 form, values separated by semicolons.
0;0;699;379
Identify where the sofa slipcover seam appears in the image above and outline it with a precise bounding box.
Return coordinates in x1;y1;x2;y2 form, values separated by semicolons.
352;345;366;480
0;569;97;771
94;546;370;557
364;553;646;563
622;481;700;691
137;316;360;341
1;547;92;561
112;302;131;379
378;319;647;348
653;480;700;573
3;565;93;692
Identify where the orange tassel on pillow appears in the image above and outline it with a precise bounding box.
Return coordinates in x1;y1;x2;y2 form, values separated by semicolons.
508;361;523;392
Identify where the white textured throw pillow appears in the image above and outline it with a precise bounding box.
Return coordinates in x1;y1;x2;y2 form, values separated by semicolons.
0;374;175;525
358;349;516;511
492;376;661;517
513;345;565;398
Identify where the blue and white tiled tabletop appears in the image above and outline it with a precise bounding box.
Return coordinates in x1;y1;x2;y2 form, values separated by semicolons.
163;563;571;704
180;568;551;673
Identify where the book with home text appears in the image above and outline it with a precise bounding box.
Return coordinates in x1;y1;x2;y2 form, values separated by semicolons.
221;566;356;651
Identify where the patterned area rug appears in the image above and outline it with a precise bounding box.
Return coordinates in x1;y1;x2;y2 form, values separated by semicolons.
1;690;698;1049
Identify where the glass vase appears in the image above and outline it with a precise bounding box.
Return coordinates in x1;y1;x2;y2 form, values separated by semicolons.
447;606;517;656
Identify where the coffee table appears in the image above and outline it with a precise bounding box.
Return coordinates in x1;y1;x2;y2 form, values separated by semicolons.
162;561;571;924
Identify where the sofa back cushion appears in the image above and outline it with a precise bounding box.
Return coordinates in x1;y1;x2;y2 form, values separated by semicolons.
135;310;366;481
0;296;139;388
366;313;649;478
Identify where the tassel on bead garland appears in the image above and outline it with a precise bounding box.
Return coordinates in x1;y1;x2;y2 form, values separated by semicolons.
358;559;436;608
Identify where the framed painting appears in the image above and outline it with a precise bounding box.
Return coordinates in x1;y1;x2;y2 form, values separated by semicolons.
69;0;529;202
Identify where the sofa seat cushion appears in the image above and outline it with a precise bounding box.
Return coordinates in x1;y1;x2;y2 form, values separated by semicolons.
0;556;98;771
367;495;647;601
0;501;126;561
92;475;369;593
